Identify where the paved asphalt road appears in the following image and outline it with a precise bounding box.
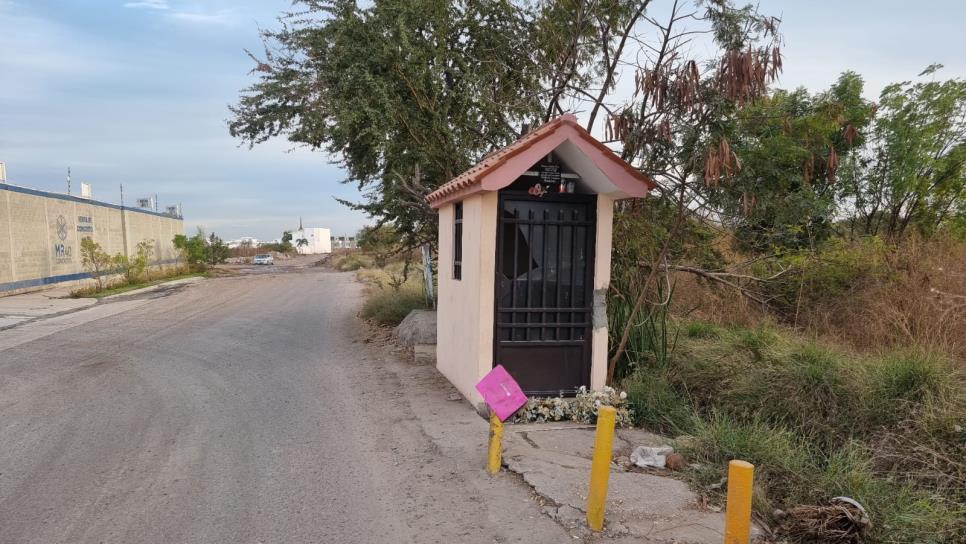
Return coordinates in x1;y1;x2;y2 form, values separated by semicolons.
0;258;572;544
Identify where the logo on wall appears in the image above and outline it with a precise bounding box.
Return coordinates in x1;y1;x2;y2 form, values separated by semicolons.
53;215;73;262
56;215;69;241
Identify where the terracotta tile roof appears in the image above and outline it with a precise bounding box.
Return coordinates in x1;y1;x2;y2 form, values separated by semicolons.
425;114;654;207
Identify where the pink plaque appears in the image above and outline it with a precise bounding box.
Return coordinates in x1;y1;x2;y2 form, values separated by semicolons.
476;365;528;421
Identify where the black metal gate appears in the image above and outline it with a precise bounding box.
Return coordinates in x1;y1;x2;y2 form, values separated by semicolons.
494;191;596;395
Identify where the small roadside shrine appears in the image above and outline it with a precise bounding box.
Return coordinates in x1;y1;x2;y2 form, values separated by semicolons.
426;114;655;409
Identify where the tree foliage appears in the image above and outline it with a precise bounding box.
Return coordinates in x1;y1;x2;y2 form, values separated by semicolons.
229;0;544;247
113;240;155;285
841;65;966;238
711;72;875;251
79;237;113;291
230;1;966;388
260;230;295;253
545;0;786;378
357;224;403;267
174;229;230;270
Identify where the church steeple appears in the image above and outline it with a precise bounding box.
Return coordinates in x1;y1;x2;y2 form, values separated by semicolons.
298;216;303;231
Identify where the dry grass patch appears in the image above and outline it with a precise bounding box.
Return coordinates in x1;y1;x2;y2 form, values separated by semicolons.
802;235;966;363
622;322;966;543
353;257;431;327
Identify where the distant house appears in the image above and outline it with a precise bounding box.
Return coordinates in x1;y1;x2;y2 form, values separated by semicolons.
227;236;258;249
292;226;332;254
330;235;357;249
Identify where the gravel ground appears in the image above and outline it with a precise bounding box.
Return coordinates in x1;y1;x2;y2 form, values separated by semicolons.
0;261;574;544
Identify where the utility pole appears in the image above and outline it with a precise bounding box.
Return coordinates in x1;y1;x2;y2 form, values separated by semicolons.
121;184;130;258
66;167;71;195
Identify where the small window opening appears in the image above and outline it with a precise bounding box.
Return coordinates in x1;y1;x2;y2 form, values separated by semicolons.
453;202;463;280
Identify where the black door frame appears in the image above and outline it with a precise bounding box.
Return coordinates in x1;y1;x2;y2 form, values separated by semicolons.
493;190;597;395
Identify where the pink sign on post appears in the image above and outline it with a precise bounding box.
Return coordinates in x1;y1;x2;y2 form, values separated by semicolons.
476;365;528;422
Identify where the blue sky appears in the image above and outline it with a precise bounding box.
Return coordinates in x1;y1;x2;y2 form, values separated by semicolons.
1;1;963;241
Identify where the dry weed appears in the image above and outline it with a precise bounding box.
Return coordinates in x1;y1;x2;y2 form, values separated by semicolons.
803;235;966;363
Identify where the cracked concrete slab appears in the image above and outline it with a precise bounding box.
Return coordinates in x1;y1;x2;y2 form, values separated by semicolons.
0;290;95;323
0;299;151;351
510;423;671;460
0;277;205;337
503;422;754;543
0;316;31;328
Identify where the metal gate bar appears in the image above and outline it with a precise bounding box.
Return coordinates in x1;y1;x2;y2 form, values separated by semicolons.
496;194;594;344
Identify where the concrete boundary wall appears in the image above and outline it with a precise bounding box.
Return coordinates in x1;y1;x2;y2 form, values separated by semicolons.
0;183;185;294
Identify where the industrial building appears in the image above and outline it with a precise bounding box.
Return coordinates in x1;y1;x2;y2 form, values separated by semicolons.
0;169;184;295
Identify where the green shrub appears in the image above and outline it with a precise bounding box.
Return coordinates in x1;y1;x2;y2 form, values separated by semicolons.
817;441;879;499
670;327;961;448
684;414;965;542
685;414;817;510
360;284;428;326
861;351;954;428
357;225;403;267
735;342;860;445
607;276;677;377
623;370;696;434
113;239;154;285
730;325;780;358
685;321;721;339
816;442;963;543
757;236;890;314
872;351;949;402
333;253;373;271
173;229;229;271
660;322;966;542
79;237;113;291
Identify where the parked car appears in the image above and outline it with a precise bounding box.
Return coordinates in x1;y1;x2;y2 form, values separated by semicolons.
253;254;274;265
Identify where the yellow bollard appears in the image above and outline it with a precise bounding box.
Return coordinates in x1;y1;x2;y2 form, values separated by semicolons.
724;460;755;544
586;405;617;531
487;413;504;475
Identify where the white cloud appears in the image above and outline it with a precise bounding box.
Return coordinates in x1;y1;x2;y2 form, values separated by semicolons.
123;0;169;9
123;1;238;27
167;8;238;26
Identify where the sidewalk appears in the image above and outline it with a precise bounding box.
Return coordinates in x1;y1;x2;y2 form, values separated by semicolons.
384;318;758;544
502;421;746;543
0;277;205;330
0;287;95;329
0;277;206;352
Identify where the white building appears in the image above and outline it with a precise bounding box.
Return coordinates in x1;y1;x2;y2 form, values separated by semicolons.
227;236;259;249
292;221;332;254
330;235;357;249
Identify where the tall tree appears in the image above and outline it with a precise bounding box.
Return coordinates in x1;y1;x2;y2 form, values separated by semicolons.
532;0;651;128
229;0;544;248
709;72;874;251
841;65;966;238
537;0;788;378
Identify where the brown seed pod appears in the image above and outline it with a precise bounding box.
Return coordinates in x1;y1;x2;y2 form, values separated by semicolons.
843;124;858;147
827;147;839;183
